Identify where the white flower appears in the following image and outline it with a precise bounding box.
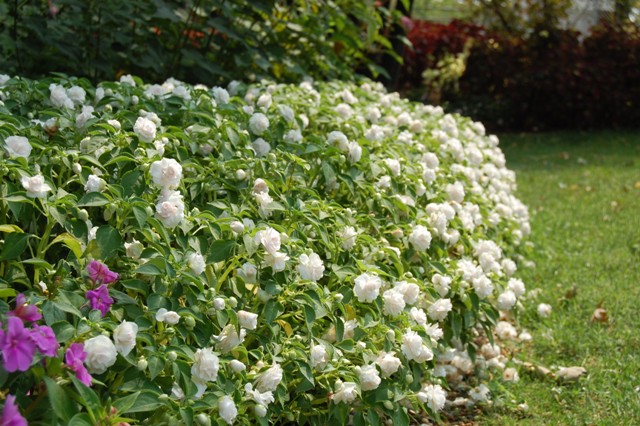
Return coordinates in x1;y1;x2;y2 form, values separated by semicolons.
21;175;51;198
503;367;519;382
409;307;427;325
237;262;257;283
124;239;144;259
279;105;295;123
472;275;494;299
149;158;182;189
382;289;406;317
188;252;206;275
237;310;258;330
469;384;490;402
66;85;86;105
253;178;269;194
417;384;447;412
49;84;73;108
230;220;245;233
113;320;138;357
446;182;465;203
537;303;552;318
495;321;518;340
328;131;349;151
218;395;238;425
409;225;432;251
216;324;246;354
119;74;136;85
255;227;281;254
244;383;275;408
83;335;117;374
75;105;94;128
432;274;451;297
84;174;106;193
427;298;452;321
296;252;325;282
497;290;517;311
376;351;401;377
156;308;181;325
255;363;283;392
249;113;270;135
88;226;98;242
264;251;289;272
229;359;246;373
133;116;157;142
401;329;433;362
394;281;420;305
384;158;401;177
347;141;362;162
4;136;32;158
0;74;10;86
155;189;185;228
310;344;329;370
424;323;443;341
332;381;358;404
212;87;230;104
376;175;391;189
357;364;381;391
339;226;357;250
353;273;383;303
191;347;220;398
251;138;271;157
508;278;526;297
282;129;302;145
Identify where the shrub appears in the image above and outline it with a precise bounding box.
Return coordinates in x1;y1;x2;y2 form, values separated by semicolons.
0;74;531;424
402;20;640;131
0;0;406;86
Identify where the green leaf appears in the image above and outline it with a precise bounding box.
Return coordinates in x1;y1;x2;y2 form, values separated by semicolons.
148;356;164;380
68;413;93;426
0;224;23;233
132;205;147;228
44;376;78;422
367;410;381;426
95;225;123;258
0;232;31;260
207;239;235;263
392;406;409;426
303;304;316;330
47;232;84;259
112;391;141;413
134;262;163;276
77;192;110;207
70;375;102;415
51;321;76;343
123;391;165;413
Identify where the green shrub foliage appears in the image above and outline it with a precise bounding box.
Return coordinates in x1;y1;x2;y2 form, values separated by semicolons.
0;0;409;85
0;74;530;425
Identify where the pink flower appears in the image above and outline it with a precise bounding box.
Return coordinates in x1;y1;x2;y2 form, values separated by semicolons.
1;394;27;426
8;294;42;323
85;284;114;317
65;343;92;386
87;261;119;284
30;325;59;357
0;317;36;372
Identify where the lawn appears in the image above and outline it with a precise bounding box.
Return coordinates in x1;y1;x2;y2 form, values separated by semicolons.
477;131;640;425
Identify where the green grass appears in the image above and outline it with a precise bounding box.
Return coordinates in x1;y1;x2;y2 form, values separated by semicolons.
476;131;640;425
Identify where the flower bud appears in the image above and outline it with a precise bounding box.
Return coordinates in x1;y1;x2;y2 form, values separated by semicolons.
137;357;148;371
78;209;89;221
72;163;82;174
254;404;267;417
195;414;211;426
383;400;394;410
235;169;247;181
228;297;238;308
230;221;245;233
213;298;225;310
405;373;413;384
184;316;196;330
167;351;177;361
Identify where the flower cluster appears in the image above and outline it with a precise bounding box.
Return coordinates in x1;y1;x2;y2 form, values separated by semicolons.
0;74;535;424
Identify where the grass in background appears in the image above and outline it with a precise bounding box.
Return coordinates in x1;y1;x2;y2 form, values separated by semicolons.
476;131;640;425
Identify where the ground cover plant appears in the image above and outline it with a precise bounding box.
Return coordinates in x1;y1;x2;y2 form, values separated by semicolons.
0;74;533;425
477;131;640;424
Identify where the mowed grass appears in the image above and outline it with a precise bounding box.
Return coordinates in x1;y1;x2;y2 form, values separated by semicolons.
478;131;640;425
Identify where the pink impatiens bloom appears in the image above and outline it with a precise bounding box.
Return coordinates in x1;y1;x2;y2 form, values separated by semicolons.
30;324;59;357
1;394;27;426
85;284;114;317
0;317;36;372
65;343;92;386
8;293;42;323
87;260;119;284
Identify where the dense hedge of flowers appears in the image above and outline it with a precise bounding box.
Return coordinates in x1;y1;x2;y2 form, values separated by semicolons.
0;74;531;425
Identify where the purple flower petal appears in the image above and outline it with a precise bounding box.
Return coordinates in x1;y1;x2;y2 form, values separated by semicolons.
1;394;27;426
87;260;119;284
85;284;114;317
8;293;42;323
0;317;36;372
30;325;59;357
65;343;92;387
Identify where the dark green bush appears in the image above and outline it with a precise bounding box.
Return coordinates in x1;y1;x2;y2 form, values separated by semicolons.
0;0;409;85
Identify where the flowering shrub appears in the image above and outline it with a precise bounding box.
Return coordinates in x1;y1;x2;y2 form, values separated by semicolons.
0;74;531;424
